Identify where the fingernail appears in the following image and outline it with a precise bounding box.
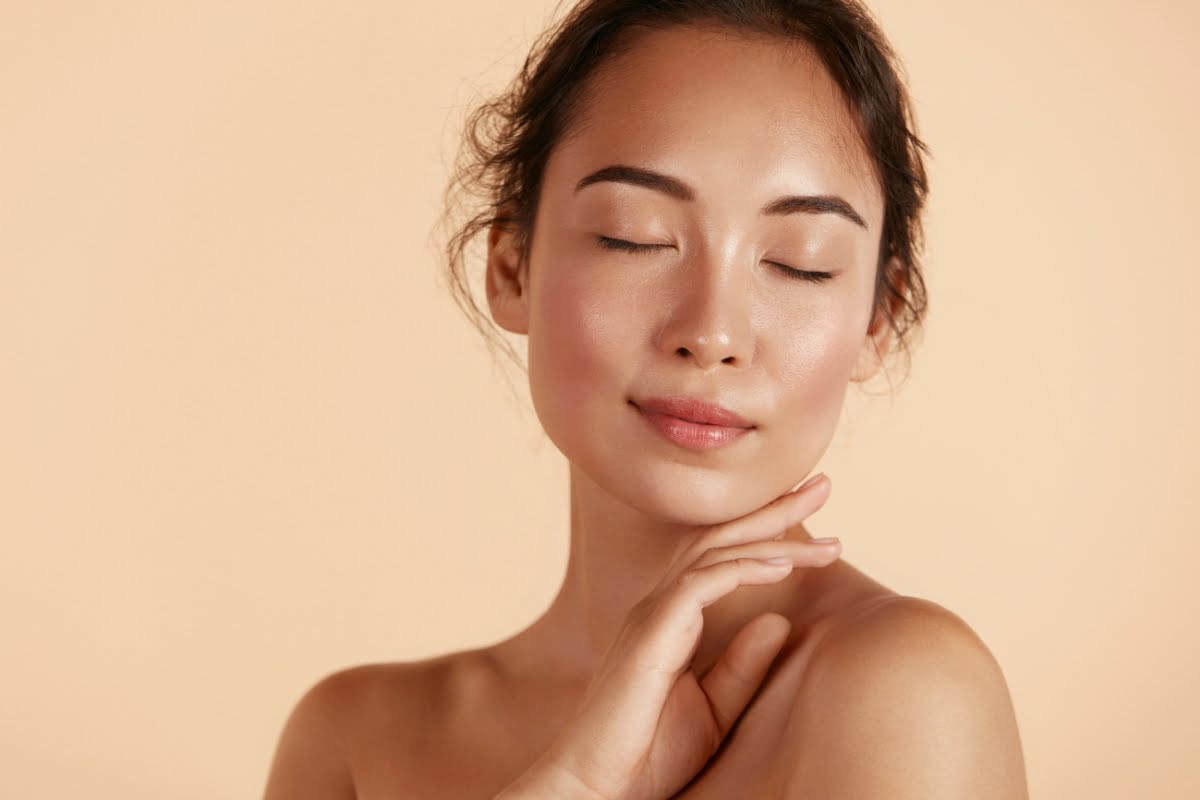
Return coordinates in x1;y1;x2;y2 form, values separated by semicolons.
810;537;839;545
795;472;825;492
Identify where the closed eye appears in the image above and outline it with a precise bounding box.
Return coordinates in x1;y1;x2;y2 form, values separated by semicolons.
765;261;835;284
595;235;670;255
595;235;835;284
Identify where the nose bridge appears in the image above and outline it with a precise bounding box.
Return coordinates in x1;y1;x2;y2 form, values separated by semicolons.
656;235;755;369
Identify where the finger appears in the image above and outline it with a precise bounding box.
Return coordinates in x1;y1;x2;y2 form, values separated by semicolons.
689;537;841;571
657;476;832;590
789;471;827;494
633;559;798;674
660;558;797;617
708;474;831;549
699;612;792;738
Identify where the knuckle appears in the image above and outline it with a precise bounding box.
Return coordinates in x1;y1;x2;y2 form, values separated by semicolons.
719;652;759;687
696;524;732;550
691;546;720;569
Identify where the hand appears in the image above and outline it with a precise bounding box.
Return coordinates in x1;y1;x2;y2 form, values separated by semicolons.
497;473;841;800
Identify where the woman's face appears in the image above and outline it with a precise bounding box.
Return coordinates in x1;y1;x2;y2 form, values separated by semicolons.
488;25;894;526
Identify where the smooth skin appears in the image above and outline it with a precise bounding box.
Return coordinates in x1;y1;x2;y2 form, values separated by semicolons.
263;24;1028;800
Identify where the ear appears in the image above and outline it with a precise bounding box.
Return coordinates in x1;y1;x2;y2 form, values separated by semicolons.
849;255;904;383
485;222;530;335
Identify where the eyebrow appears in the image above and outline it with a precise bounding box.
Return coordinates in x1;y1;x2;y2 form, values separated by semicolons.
574;163;869;230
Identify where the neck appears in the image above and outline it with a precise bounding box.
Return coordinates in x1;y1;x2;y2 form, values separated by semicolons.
497;461;819;686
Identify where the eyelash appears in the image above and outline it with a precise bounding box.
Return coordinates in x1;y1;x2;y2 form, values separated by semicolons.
595;236;834;284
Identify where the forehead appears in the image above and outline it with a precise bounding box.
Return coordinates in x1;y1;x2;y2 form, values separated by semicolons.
548;24;882;225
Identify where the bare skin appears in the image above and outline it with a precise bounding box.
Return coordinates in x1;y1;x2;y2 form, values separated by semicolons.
264;24;1028;800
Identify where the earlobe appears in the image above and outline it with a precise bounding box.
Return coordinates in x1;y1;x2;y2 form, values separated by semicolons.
849;311;891;384
485;223;530;335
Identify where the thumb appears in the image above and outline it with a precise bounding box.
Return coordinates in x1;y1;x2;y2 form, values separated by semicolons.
698;612;793;738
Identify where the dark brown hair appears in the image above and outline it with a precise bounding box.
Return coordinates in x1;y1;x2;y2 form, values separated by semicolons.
436;0;930;384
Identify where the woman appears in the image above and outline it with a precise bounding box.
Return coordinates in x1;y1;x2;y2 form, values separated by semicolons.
264;1;1029;797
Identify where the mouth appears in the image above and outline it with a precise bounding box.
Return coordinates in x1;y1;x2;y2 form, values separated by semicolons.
630;395;755;428
629;396;755;451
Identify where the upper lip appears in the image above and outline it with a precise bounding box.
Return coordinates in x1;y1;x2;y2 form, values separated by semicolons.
633;395;755;428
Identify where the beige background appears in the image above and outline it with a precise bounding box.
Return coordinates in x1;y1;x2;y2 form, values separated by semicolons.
2;1;1197;797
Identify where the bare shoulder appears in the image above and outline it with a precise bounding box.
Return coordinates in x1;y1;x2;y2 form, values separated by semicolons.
778;593;1030;799
262;652;488;799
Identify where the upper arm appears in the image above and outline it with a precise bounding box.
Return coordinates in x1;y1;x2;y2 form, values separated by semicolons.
780;596;1029;800
262;669;360;800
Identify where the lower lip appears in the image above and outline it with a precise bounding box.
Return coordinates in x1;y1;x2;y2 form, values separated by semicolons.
632;402;753;450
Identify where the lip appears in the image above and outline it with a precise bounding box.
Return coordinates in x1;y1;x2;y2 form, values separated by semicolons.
634;395;754;427
630;395;755;451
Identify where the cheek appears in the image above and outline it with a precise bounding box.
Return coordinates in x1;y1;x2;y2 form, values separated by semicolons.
525;256;632;439
769;294;870;437
780;314;862;385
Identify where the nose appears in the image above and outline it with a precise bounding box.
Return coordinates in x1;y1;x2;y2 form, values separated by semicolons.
656;246;755;370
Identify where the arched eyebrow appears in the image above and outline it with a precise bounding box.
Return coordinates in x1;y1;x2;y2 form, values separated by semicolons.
574;163;868;230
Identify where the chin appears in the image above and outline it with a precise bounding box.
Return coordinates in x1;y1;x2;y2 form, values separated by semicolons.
602;456;770;528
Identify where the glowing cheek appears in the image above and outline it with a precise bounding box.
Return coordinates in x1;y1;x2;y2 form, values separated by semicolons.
528;271;627;414
774;307;864;418
816;318;865;379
